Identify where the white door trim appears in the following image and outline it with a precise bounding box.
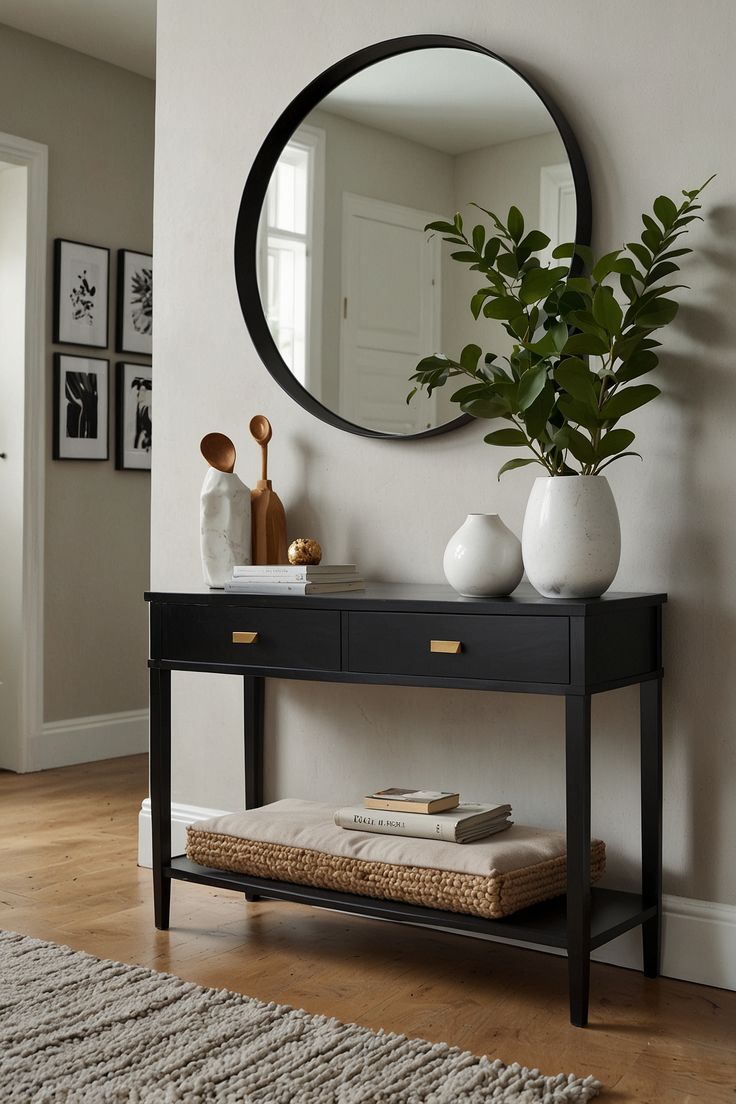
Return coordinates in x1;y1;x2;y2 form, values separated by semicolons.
0;131;48;772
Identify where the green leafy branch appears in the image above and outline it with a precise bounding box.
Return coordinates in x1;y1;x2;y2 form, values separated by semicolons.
408;177;714;478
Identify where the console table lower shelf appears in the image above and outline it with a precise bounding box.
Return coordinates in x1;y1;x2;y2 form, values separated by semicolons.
169;855;655;949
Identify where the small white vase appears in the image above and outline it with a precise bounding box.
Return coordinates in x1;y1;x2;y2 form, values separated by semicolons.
200;469;251;588
443;513;524;597
522;476;621;599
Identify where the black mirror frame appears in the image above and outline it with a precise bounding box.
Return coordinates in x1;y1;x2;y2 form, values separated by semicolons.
234;34;592;441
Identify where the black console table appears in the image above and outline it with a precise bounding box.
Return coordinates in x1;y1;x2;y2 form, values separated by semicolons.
146;584;665;1027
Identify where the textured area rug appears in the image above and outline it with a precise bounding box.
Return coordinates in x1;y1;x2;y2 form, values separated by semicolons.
0;931;600;1102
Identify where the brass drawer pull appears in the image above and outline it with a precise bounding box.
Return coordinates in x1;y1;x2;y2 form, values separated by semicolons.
430;639;462;654
232;631;259;645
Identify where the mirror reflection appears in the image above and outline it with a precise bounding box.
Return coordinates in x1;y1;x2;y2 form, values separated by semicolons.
257;48;576;435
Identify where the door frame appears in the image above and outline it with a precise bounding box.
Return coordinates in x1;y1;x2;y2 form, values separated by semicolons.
339;192;440;431
0;131;48;772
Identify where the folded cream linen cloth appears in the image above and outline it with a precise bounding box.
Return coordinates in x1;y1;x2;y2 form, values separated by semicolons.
189;798;577;876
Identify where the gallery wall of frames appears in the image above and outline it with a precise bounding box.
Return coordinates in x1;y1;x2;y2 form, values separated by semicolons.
52;238;152;471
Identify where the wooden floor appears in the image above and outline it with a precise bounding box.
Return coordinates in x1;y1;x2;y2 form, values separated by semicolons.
0;756;734;1102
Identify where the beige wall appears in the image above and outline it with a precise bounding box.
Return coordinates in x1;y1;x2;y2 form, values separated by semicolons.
0;24;154;721
153;0;735;906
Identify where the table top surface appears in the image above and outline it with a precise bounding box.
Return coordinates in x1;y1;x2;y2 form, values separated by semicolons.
146;583;667;617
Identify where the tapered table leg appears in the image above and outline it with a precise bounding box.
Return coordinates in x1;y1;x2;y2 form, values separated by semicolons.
641;677;663;977
150;667;171;930
243;676;265;902
566;693;592;1027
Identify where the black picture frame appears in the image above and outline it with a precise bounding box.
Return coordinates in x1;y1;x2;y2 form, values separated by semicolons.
117;249;153;355
233;34;593;441
53;239;110;349
115;362;152;471
52;353;109;461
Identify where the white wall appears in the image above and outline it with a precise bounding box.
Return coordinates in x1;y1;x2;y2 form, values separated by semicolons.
153;0;736;911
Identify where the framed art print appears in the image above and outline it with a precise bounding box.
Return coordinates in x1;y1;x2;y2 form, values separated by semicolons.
117;249;152;355
53;239;110;348
116;362;152;470
53;354;109;460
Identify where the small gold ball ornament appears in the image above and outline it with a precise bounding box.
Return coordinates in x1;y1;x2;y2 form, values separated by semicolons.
288;538;322;566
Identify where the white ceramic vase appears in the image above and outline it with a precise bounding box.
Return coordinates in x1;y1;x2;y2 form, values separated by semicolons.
443;513;524;597
522;475;621;599
200;469;251;589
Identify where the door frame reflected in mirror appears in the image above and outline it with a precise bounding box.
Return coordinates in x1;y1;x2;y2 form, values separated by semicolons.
234;34;592;440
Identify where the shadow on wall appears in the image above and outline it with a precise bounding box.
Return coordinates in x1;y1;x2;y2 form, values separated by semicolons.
659;200;736;902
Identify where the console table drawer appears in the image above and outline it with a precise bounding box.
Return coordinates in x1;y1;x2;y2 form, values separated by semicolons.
346;612;569;684
160;604;340;670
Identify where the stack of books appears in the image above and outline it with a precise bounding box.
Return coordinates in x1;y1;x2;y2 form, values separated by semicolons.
334;787;513;843
224;564;365;595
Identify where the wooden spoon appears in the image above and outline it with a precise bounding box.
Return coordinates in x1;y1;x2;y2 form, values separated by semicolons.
249;415;272;482
200;432;236;473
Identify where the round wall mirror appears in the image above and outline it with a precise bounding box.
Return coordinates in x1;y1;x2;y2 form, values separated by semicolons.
235;35;591;439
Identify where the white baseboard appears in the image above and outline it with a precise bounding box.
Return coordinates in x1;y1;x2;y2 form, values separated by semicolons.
29;709;149;770
137;800;736;992
137;798;232;867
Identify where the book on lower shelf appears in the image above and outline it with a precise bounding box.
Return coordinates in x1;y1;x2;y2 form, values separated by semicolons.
364;788;460;814
334;802;513;843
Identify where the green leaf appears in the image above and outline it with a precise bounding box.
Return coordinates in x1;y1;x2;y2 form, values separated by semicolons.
484;238;501;265
519;229;551;254
451;250;479;263
517;364;548;410
425;220;457;234
450;383;491;403
553;243;594;268
596;428;636;459
600;384;661;420
592;250;622;283
524;380;556;439
653;195;678;229
635;297;679;328
564;427;595;464
627;242;652;269
659;247;692;262
497;457;539;480
472;224;485;254
496;252;519;278
413;353;458;372
483;296;523;320
592;286;623;335
562;332;610;357
556;359;598;404
595;450;643;473
463;398;510;419
507;206;524;242
620;274;638;302
460;344;482;372
557;394;602;433
483;428;527;446
406;387;417;405
646;261;680;285
519;266;568;304
470;289;490;319
616;350;659;382
642;213;663;241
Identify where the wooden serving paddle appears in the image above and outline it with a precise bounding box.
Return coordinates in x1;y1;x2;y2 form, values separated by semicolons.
249;414;288;564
